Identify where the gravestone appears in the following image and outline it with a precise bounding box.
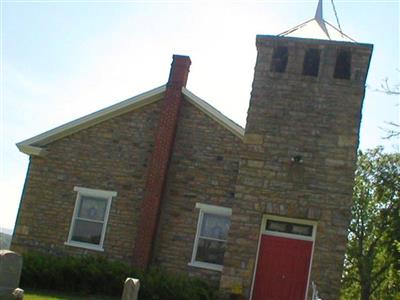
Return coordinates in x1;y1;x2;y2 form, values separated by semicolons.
0;250;24;300
121;278;140;300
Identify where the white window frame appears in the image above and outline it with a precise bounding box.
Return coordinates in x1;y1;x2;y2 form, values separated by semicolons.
188;203;232;272
65;186;116;251
261;214;317;242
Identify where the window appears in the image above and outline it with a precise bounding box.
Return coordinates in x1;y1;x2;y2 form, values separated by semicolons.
189;203;232;271
270;46;289;73
260;215;317;243
302;48;320;77
65;187;116;251
266;220;313;237
334;49;351;79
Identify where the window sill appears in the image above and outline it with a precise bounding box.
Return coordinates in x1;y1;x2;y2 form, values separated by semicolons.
64;241;104;252
188;261;223;272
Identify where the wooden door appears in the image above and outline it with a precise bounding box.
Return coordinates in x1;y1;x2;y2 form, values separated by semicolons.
252;235;313;300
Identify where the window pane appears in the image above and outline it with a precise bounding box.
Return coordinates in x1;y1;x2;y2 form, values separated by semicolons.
291;224;313;236
200;213;230;240
196;238;226;265
267;220;288;233
78;196;107;221
266;220;313;237
72;219;103;245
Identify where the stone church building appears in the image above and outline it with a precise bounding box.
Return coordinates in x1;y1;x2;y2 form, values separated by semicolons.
12;33;373;299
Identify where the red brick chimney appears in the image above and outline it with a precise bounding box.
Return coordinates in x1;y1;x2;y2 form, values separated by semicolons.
133;55;191;269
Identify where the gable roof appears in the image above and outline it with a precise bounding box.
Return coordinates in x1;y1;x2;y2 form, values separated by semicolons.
182;88;244;139
17;86;244;156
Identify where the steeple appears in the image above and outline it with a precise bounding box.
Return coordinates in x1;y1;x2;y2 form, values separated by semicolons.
314;0;330;39
279;0;356;42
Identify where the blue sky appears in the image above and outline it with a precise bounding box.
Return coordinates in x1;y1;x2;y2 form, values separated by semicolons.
1;0;399;230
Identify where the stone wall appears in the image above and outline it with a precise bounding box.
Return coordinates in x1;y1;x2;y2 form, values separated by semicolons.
11;96;242;287
220;35;373;299
12;101;162;263
153;99;242;286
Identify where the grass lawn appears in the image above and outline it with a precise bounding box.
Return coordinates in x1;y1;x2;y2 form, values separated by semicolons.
24;289;119;300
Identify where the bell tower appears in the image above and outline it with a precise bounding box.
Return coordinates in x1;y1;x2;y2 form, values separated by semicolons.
220;3;373;299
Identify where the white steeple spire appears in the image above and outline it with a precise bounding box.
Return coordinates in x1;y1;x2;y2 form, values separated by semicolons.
314;0;331;39
278;0;356;42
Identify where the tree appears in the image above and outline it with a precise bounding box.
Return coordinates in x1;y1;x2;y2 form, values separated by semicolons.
341;147;400;300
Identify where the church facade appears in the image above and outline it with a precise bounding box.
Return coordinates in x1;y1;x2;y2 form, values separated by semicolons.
12;35;373;300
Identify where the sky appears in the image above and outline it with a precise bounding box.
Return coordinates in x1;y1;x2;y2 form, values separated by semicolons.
1;0;399;231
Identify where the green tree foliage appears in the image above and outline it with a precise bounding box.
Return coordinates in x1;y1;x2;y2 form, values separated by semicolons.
341;147;400;300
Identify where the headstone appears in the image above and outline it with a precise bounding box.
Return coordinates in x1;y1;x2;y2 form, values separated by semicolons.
121;278;140;300
12;288;24;299
0;250;24;299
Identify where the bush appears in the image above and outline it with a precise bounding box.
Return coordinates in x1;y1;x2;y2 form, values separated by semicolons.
21;252;217;300
21;252;133;296
140;268;217;300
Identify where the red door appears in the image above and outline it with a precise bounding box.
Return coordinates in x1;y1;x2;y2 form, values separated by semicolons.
252;235;313;300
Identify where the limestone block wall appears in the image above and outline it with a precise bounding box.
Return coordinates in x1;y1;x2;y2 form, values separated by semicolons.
11;96;242;288
12;101;162;264
153;99;242;286
220;36;373;299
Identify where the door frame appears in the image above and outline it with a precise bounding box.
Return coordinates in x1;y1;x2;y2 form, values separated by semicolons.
249;214;318;300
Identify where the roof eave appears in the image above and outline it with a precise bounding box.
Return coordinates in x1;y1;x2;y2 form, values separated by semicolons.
17;85;245;157
17;85;167;156
17;144;47;156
